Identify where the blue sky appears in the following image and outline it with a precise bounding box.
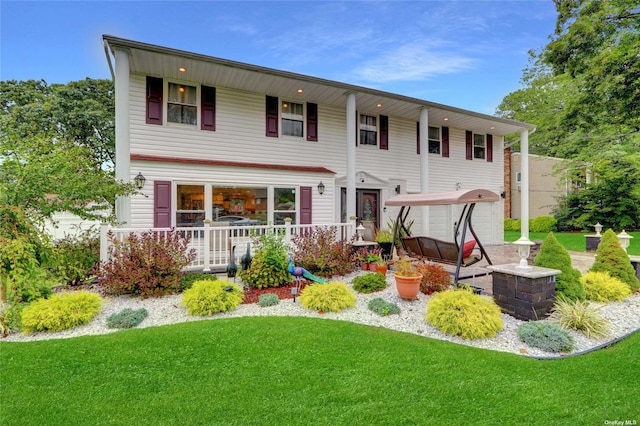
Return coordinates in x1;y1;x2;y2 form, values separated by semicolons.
1;1;557;114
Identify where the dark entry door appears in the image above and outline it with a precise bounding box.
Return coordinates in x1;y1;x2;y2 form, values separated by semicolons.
341;189;380;240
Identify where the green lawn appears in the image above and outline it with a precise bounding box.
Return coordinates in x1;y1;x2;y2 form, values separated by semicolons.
2;317;639;425
504;230;640;255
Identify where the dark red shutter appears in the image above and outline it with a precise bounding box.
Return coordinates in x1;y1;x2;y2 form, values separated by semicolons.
265;95;278;137
379;115;388;150
154;181;171;228
416;122;420;154
486;134;493;162
299;186;312;224
146;76;163;125
442;126;450;158
465;130;473;160
201;85;216;131
307;102;318;141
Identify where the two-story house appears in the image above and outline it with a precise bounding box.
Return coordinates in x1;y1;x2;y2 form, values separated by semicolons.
103;35;535;249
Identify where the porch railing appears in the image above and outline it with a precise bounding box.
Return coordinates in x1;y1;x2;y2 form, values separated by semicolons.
100;221;355;272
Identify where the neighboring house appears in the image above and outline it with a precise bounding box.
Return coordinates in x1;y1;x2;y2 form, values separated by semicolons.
508;152;569;219
102;35;535;252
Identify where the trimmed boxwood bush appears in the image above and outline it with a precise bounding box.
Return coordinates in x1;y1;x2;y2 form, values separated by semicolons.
581;271;631;302
368;298;400;316
258;293;280;307
181;280;244;316
180;272;217;291
426;289;503;340
590;229;640;291
106;307;149;329
517;321;574;353
534;232;585;301
300;282;356;313
351;273;387;293
530;216;557;233
21;291;102;333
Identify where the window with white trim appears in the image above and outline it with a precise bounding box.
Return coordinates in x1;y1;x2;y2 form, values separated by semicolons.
282;101;304;137
474;134;486;159
428;126;440;154
176;185;205;226
274;187;297;224
360;114;377;145
168;83;197;125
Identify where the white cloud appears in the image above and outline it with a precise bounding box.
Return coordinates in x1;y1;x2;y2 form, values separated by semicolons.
350;41;477;83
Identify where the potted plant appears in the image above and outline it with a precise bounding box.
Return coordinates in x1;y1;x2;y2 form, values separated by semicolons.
374;258;388;276
365;252;382;271
393;258;422;299
375;228;394;260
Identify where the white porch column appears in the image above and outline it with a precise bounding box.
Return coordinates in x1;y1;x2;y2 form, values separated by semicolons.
346;93;357;227
520;129;530;240
419;107;430;235
114;47;131;225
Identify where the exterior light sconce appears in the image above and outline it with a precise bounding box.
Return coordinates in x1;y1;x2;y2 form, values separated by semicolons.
594;222;603;236
513;237;535;269
134;172;146;190
617;230;632;253
395;185;401;194
356;224;365;242
317;181;325;195
500;191;506;199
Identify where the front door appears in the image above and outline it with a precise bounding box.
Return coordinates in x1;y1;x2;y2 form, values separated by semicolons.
341;189;380;240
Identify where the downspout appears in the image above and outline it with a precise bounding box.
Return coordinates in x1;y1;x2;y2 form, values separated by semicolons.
103;40;115;80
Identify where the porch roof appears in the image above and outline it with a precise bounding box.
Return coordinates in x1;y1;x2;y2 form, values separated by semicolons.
103;35;535;137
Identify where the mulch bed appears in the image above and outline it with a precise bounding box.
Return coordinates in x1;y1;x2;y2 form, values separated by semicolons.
241;281;311;304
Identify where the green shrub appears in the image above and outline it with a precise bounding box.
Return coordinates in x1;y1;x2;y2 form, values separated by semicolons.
590;229;639;291
98;229;196;298
504;218;521;231
581;271;632;302
181;280;244;316
21;291;102;334
416;262;451;295
517;321;574;353
258;293;280;307
368;298;400;316
180;272;217;291
106;308;148;329
351;273;387;293
534;232;585;301
550;298;610;339
239;231;292;289
291;226;356;277
51;227;100;286
530;216;557;233
426;289;503;340
300;282;356;313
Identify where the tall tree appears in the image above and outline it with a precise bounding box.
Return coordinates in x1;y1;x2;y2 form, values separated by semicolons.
0;79;131;222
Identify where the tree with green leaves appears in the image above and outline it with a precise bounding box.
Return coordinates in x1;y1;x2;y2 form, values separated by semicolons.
0;79;132;222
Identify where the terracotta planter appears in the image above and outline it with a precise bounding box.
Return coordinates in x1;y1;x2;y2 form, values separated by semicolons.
394;273;422;299
375;264;388;275
369;263;379;272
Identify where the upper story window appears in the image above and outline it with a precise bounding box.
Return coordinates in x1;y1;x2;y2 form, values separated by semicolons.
168;83;197;125
428;126;440;154
282;101;304;137
359;114;377;146
473;134;486;159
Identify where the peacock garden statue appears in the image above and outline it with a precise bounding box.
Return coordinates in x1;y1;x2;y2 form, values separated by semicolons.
287;258;328;285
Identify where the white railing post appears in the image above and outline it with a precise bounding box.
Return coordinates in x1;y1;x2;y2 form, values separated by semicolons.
203;221;211;272
284;218;293;247
349;216;357;240
100;223;109;266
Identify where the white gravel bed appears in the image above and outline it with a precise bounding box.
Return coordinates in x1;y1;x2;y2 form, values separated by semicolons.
4;272;640;359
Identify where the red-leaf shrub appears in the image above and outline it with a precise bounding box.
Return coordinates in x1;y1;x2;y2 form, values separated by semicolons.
416;262;451;295
291;226;356;277
98;229;196;298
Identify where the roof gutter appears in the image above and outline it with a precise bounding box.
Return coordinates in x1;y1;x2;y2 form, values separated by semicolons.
103;39;115;80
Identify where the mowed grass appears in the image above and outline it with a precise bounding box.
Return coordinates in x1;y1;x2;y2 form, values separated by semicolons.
504;231;640;255
2;317;639;425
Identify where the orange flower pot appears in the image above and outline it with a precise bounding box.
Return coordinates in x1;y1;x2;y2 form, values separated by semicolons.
394;274;422;299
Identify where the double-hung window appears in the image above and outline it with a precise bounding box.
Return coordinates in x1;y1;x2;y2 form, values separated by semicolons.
360;115;377;146
474;134;486;159
168;83;197;125
428;126;440;154
282;101;304;137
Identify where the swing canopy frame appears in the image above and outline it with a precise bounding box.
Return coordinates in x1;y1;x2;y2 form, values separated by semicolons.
385;189;500;283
